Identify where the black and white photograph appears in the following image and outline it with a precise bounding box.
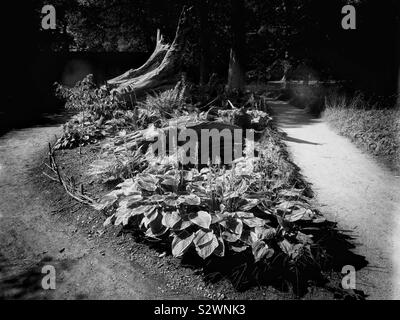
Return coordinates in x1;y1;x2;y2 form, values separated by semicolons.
0;0;399;306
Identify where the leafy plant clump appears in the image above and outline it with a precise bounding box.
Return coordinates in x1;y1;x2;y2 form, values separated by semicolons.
54;74;138;149
55;75;192;149
97;143;325;262
55;74;126;118
54;110;139;149
136;78;189;126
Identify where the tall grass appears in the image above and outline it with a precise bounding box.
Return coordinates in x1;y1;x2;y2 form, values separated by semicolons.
137;79;187;120
324;90;400;170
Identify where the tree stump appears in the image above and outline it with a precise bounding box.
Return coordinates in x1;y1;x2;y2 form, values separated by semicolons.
106;6;193;102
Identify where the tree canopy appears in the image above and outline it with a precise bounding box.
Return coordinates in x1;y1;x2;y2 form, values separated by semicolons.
25;0;400;93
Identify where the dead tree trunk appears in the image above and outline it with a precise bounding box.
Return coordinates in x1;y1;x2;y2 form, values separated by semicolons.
196;0;211;85
397;17;400;107
227;0;246;93
107;6;193;101
107;30;170;90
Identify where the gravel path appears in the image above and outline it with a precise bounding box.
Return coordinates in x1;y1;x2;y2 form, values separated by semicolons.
270;101;400;300
0;125;182;299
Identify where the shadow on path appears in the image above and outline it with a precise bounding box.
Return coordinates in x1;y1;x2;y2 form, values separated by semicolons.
282;135;322;146
268;100;321;129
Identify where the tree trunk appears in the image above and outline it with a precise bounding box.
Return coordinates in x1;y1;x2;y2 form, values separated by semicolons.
227;0;246;93
106;6;193;101
196;0;211;85
107;29;170;90
397;17;400;107
227;48;245;92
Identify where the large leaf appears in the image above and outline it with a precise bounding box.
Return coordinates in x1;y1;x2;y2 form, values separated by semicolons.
162;194;180;207
285;208;315;222
234;211;266;228
279;240;308;259
113;204;156;227
296;231;314;244
241;229;258;245
235;179;249;195
211;212;225;224
172;219;192;231
254;227;276;241
114;200;154;226
200;168;210;174
278;189;305;199
252;240;275;262
172;233;196;257
234;211;254;218
116;179;140;196
230;243;248;253
121;183;139;196
189;211;211;229
116;178;134;189
182;169;199;181
145;226;168;238
146;213;167;238
196;235;219;259
213;236;225;257
141;210;159;228
161;177;180;187
162;211;181;229
194;229;214;247
242;217;266;228
93;190;120;211
103;215;114;227
137;174;158;191
239;199;259;211
189;182;208;197
145;194;166;203
279;239;294;256
178;194;201;206
114;200;132;226
220;218;243;242
138;205;158;217
125;193;143;208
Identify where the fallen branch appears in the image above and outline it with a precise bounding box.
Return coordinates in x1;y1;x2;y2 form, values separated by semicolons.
43;142;95;206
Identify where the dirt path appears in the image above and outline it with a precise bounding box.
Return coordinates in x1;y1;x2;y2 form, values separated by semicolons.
270;101;400;300
0;124;185;300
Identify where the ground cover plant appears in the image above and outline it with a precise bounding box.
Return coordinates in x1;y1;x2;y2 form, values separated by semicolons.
324;89;400;171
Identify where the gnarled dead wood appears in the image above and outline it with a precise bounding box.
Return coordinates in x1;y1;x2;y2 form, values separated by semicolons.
107;6;193;101
106;29;170;90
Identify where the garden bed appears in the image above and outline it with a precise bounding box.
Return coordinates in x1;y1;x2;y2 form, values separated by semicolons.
40;141;345;299
45;76;367;299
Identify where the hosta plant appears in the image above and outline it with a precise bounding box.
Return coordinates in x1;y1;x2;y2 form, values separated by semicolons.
95;144;325;265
